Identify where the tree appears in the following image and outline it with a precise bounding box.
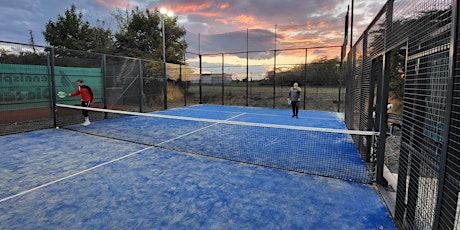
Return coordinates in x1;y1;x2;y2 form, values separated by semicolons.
43;4;112;52
263;56;341;87
113;7;187;64
366;9;451;101
389;48;405;100
91;19;114;53
42;4;187;64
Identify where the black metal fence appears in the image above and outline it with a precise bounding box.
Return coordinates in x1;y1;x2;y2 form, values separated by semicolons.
0;39;345;136
0;44;168;134
346;0;460;229
179;38;345;111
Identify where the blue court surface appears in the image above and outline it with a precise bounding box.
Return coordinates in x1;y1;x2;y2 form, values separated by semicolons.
0;105;395;229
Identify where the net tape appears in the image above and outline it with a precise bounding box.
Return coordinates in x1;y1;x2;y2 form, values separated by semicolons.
56;104;378;136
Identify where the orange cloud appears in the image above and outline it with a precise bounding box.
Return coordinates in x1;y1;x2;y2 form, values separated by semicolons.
234;14;256;24
214;14;266;30
172;2;213;14
218;3;229;9
96;0;131;9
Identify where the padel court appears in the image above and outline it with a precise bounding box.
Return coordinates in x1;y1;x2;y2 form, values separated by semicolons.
0;105;395;229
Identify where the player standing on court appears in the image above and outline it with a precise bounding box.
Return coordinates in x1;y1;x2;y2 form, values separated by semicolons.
288;82;301;118
68;79;94;126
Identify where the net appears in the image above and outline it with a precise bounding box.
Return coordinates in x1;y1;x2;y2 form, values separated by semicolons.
55;104;378;183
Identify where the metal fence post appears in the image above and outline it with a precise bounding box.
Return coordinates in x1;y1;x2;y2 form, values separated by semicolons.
139;59;144;113
433;0;459;228
50;47;57;128
102;54;108;119
199;54;202;104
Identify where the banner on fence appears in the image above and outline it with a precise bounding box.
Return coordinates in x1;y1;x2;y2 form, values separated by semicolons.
0;63;102;111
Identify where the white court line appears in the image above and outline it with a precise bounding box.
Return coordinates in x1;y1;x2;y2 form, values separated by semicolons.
182;107;341;120
0;112;248;204
155;112;246;146
0;146;155;203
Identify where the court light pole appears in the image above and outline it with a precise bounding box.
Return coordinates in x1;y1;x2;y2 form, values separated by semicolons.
160;8;174;109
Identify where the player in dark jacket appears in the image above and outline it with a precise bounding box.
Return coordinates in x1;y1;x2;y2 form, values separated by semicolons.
288;82;301;118
69;79;94;126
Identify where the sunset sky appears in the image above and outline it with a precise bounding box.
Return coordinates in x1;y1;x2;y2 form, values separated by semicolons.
0;0;386;78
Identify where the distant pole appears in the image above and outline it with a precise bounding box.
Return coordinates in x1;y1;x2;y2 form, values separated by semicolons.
162;14;167;109
350;0;354;49
184;52;187;106
304;48;308;109
273;24;277;108
50;47;57;128
246;28;249;107
222;53;224;105
199;33;202;104
160;8;174;109
339;5;350;113
199;54;202;104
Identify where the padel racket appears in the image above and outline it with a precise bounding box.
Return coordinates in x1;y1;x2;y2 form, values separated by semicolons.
57;91;67;99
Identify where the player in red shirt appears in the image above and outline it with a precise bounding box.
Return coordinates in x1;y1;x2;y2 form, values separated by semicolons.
68;79;94;126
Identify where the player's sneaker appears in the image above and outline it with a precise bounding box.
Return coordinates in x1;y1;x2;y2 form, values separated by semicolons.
82;118;90;126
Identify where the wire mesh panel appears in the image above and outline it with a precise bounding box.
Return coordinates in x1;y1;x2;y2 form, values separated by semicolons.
184;27;344;111
103;55;141;111
143;59;166;111
437;1;460;228
200;54;228;105
346;38;364;131
180;63;201;106
247;51;275;108
0;42;53;135
443;53;460;228
165;62;188;109
346;0;460;228
393;1;453;229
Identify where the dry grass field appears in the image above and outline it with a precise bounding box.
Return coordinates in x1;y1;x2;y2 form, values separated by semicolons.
176;84;345;112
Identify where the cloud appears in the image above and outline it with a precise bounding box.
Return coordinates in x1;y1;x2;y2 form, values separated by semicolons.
96;0;131;9
0;0;386;54
185;29;278;59
165;0;354;57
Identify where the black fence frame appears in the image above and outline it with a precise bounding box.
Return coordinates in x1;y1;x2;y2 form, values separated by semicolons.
346;0;460;229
